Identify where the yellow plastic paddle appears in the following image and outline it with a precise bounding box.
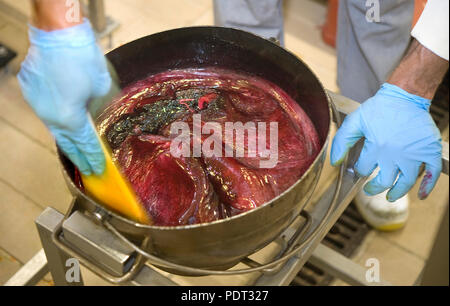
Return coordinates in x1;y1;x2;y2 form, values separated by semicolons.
80;117;150;224
80;61;150;224
80;127;150;224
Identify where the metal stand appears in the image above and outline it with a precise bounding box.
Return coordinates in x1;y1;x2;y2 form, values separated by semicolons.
6;92;449;286
83;0;120;49
36;208;84;286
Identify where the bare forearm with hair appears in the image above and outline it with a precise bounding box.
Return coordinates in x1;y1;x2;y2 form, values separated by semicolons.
31;0;83;31
388;39;448;99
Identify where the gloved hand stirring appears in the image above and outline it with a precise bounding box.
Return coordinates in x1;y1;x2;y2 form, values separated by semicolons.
18;1;111;176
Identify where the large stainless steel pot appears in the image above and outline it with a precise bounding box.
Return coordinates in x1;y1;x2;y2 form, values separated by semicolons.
57;27;332;274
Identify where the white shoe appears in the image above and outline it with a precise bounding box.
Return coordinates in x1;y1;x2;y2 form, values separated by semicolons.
354;189;409;232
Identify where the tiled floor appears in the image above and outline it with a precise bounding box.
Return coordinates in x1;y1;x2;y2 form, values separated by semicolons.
0;0;448;286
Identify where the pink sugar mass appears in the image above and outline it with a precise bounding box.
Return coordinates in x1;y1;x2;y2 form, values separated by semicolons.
97;68;320;226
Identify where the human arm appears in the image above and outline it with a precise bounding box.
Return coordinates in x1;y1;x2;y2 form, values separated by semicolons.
31;0;83;31
387;39;448;99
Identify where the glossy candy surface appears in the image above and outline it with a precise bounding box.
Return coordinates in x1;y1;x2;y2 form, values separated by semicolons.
96;68;320;226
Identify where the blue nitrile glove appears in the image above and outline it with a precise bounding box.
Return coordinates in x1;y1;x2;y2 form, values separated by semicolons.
331;83;442;202
18;19;111;176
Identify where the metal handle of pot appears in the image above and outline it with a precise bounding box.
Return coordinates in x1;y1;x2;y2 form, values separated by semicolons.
100;160;345;276
50;216;148;284
50;146;345;279
88;96;346;277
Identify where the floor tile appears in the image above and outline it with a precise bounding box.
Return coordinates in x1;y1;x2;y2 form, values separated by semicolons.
0;0;31;18
0;18;7;30
0;21;28;73
124;0;209;29
0;75;56;151
284;0;327;28
107;15;171;50
80;266;115;286
0;120;73;214
284;26;338;92
0;181;43;263
352;232;425;285
0;0;29;36
191;9;214;26
34;269;113;286
378;174;449;260
284;0;337;90
186;0;212;11
36;277;54;286
0;247;22;285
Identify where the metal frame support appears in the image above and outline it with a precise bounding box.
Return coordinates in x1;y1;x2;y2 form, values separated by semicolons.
8;207;177;286
4;249;49;286
253;156;366;285
88;0;107;33
35;207;84;286
85;0;120;48
309;244;391;286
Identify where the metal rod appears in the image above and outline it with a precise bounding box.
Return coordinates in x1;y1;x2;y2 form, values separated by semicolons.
4;249;49;286
253;169;367;285
88;0;107;33
308;243;391;286
241;210;312;274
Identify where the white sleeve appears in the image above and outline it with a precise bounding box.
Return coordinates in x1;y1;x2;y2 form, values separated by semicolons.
411;0;449;60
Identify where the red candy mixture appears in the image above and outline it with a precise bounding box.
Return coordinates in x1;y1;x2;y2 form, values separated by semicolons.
96;68;320;226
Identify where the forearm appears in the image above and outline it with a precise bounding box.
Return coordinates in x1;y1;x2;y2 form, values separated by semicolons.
388;39;449;99
31;0;83;31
